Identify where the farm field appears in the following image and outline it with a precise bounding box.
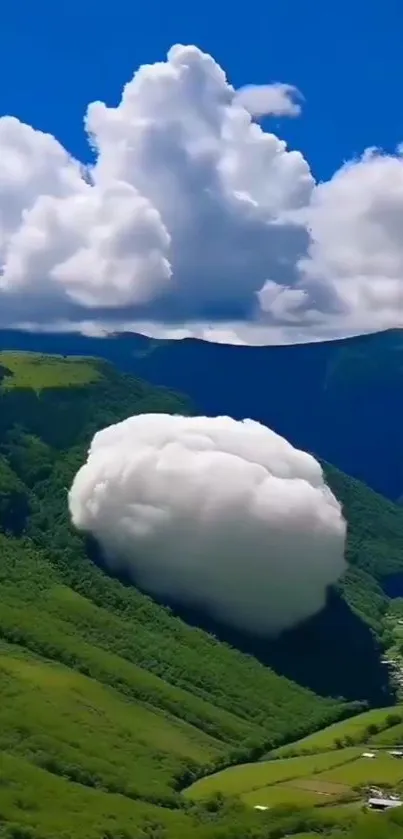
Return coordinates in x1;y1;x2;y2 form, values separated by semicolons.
271;706;403;757
184;730;403;814
242;780;352;809
372;723;403;744
319;753;403;786
184;748;361;800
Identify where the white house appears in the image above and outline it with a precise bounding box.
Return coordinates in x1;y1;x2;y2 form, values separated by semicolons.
368;797;402;811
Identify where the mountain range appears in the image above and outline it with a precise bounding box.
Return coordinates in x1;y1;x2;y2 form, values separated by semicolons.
1;327;402;501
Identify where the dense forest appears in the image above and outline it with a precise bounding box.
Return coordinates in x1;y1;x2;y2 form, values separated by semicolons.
1;350;403;839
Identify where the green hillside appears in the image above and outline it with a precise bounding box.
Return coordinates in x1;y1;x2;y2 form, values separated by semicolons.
183;707;403;839
0;351;102;390
184;707;403;839
324;460;403;632
0;351;352;839
3;351;403;839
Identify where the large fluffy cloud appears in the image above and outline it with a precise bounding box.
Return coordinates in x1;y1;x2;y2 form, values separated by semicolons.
1;44;403;343
68;414;346;635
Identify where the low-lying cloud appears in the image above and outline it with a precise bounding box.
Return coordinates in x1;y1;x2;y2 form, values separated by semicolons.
68;413;347;635
1;44;403;344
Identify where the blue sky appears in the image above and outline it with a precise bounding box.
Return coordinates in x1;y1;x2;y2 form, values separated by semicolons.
1;0;403;181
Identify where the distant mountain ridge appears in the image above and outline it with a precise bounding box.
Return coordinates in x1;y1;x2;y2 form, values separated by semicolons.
1;327;403;500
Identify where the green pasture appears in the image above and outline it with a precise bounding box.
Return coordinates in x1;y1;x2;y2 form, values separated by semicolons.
0;643;223;802
184;748;361;800
0;351;102;391
242;783;341;808
319;753;403;787
272;707;403;757
371;722;403;745
0;751;204;839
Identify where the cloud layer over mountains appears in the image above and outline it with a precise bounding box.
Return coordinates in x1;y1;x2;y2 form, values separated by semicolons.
68;413;346;635
1;44;403;344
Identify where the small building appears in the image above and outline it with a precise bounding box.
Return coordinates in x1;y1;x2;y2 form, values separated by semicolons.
389;750;403;758
362;752;375;758
368;797;402;811
254;805;269;811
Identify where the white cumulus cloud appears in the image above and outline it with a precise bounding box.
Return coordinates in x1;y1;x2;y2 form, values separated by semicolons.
68;413;346;636
296;149;403;338
0;44;403;344
234;83;302;117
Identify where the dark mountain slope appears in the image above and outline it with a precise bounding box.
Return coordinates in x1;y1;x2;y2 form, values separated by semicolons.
1;328;402;501
244;464;403;702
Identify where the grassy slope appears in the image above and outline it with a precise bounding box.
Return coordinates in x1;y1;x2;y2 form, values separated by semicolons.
0;352;348;839
0;351;102;390
184;748;363;800
0;640;221;800
184;703;403;799
2;352;403;838
324;462;403;580
271;708;403;758
321;462;403;633
184;708;403;839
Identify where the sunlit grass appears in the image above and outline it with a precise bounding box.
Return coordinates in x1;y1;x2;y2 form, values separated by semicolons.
0;351;102;391
184;749;361;800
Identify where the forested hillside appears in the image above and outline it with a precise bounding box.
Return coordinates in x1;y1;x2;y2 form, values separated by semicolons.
230;464;403;703
3;350;403;838
0;351;352;839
